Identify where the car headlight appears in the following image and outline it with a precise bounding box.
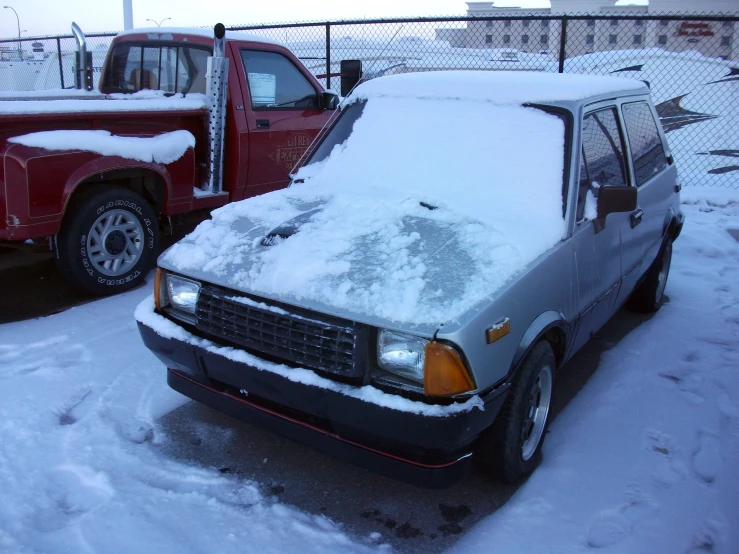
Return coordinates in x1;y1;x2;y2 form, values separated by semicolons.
156;270;201;323
377;329;429;383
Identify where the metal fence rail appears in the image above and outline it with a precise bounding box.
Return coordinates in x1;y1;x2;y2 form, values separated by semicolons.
2;13;738;187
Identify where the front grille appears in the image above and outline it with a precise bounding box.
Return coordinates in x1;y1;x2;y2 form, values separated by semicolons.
195;287;359;378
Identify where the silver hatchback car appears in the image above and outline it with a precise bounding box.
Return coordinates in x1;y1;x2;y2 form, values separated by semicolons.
137;71;683;488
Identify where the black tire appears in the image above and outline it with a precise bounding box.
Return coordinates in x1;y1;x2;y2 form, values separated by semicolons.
477;341;556;484
627;240;672;314
56;186;159;296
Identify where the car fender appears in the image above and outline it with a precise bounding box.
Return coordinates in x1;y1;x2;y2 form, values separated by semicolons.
508;310;567;379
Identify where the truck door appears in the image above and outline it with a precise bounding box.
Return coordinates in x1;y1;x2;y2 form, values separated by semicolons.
570;106;632;350
617;100;673;304
236;47;332;197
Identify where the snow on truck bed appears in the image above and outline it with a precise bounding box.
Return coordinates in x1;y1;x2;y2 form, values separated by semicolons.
163;72;636;326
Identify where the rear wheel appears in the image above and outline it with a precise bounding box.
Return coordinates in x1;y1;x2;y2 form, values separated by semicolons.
478;341;555;483
627;240;672;313
56;187;159;296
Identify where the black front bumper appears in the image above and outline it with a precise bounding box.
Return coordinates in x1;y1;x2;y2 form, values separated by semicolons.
139;321;509;488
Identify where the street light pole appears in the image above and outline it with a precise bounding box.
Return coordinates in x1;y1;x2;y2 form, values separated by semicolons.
3;5;21;59
146;17;171;27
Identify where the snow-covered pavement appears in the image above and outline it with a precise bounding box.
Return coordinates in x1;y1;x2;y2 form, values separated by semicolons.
1;191;738;553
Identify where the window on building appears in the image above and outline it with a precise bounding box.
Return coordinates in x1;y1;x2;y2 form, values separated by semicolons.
503;34;511;44
486;21;492;29
541;20;549;29
634;20;643;27
523;20;530;28
486;34;493;44
586;34;594;45
633;34;642;45
541;34;549;45
658;34;667;45
723;21;733;29
609;34;618;44
722;36;732;47
622;101;668;187
588;20;595;28
522;34;529;44
660;19;669;27
504;20;511;28
610;19;619;27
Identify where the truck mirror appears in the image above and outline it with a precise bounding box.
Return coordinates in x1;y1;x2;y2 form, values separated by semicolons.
340;60;362;97
319;91;339;110
594;185;637;233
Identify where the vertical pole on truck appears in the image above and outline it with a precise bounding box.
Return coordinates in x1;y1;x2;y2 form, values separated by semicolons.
205;23;229;194
325;22;331;90
56;36;64;89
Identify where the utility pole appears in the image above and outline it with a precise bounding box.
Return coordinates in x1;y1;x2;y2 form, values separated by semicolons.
3;5;20;59
123;0;133;30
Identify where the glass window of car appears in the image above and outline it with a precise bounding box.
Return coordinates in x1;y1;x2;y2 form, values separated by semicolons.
241;50;317;109
578;108;628;220
102;43;210;94
622;101;668;186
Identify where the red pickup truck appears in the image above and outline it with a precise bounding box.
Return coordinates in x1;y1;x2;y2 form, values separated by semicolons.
0;24;339;294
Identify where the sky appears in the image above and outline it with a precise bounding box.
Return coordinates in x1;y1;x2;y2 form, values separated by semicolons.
0;0;553;39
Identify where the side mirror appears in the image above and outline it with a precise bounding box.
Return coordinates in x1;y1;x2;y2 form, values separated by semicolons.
319;91;339;110
340;59;363;97
594;186;637;233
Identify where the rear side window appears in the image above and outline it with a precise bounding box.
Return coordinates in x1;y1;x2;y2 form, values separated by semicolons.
622;101;668;186
102;43;210;94
578;108;628;221
241;50;317;109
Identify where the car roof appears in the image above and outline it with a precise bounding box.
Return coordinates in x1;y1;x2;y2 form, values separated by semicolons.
351;70;649;107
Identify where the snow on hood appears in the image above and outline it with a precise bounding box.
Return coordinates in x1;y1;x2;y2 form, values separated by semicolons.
161;95;567;327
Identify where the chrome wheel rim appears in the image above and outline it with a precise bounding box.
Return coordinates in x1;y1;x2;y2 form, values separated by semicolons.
86;209;144;277
521;364;553;462
655;245;672;303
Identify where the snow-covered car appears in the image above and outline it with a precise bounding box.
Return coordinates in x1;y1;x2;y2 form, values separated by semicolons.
136;71;684;488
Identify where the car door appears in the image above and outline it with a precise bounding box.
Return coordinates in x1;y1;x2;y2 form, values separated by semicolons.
570;106;633;351
237;48;333;197
617;100;674;303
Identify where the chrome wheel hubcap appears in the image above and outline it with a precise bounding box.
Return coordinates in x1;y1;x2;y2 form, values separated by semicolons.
521;364;553;462
86;209;144;277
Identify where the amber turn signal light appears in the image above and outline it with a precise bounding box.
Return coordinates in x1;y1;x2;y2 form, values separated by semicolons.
423;342;476;397
154;268;163;311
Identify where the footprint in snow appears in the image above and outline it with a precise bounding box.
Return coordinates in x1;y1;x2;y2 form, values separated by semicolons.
586;495;658;548
657;370;704;404
32;465;114;532
686;519;724;553
0;337;89;380
643;428;687;488
692;430;722;484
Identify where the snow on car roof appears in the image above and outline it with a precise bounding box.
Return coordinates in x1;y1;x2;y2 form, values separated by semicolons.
116;27;282;46
351;70;648;105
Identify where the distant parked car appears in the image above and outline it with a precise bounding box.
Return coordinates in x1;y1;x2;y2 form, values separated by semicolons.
137;71;684;488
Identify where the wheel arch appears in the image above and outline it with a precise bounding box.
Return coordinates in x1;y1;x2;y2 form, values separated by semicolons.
508;311;567;380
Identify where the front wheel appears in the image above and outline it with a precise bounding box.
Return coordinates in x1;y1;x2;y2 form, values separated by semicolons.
478;341;556;483
56;187;159;296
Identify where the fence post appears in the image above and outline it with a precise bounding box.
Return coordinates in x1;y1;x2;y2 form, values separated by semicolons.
325;22;331;89
558;16;568;74
56;37;65;89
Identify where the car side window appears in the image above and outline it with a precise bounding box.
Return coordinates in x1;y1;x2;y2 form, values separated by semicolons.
241;50;317;109
622;101;668;186
577;108;628;221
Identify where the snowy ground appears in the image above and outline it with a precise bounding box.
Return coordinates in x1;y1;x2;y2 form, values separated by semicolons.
1;189;738;553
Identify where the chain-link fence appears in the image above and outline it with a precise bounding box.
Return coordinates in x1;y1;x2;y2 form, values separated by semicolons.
2;13;738;187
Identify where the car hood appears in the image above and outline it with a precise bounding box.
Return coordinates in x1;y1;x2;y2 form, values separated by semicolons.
159;183;563;333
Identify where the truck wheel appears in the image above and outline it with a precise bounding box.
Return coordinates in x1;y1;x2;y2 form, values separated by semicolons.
56;187;159;296
627;240;672;314
477;341;555;483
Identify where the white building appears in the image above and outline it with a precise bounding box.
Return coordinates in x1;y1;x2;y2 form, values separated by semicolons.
437;1;739;60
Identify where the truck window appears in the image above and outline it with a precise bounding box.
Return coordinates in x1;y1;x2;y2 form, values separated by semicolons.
578;108;628;220
241;50;317;109
102;43;210;94
621;101;668;186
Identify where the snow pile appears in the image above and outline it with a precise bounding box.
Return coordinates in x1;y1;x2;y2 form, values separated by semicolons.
451;189;739;554
163;93;567;325
9;130;196;164
134;296;483;417
0;288;383;554
0;91;208;115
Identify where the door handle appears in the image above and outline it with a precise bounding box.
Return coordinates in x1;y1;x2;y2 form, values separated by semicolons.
630;209;643;228
256;119;270;130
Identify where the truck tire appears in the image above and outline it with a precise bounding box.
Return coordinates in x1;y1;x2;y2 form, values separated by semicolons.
56;187;159;296
627;240;672;314
477;341;555;483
